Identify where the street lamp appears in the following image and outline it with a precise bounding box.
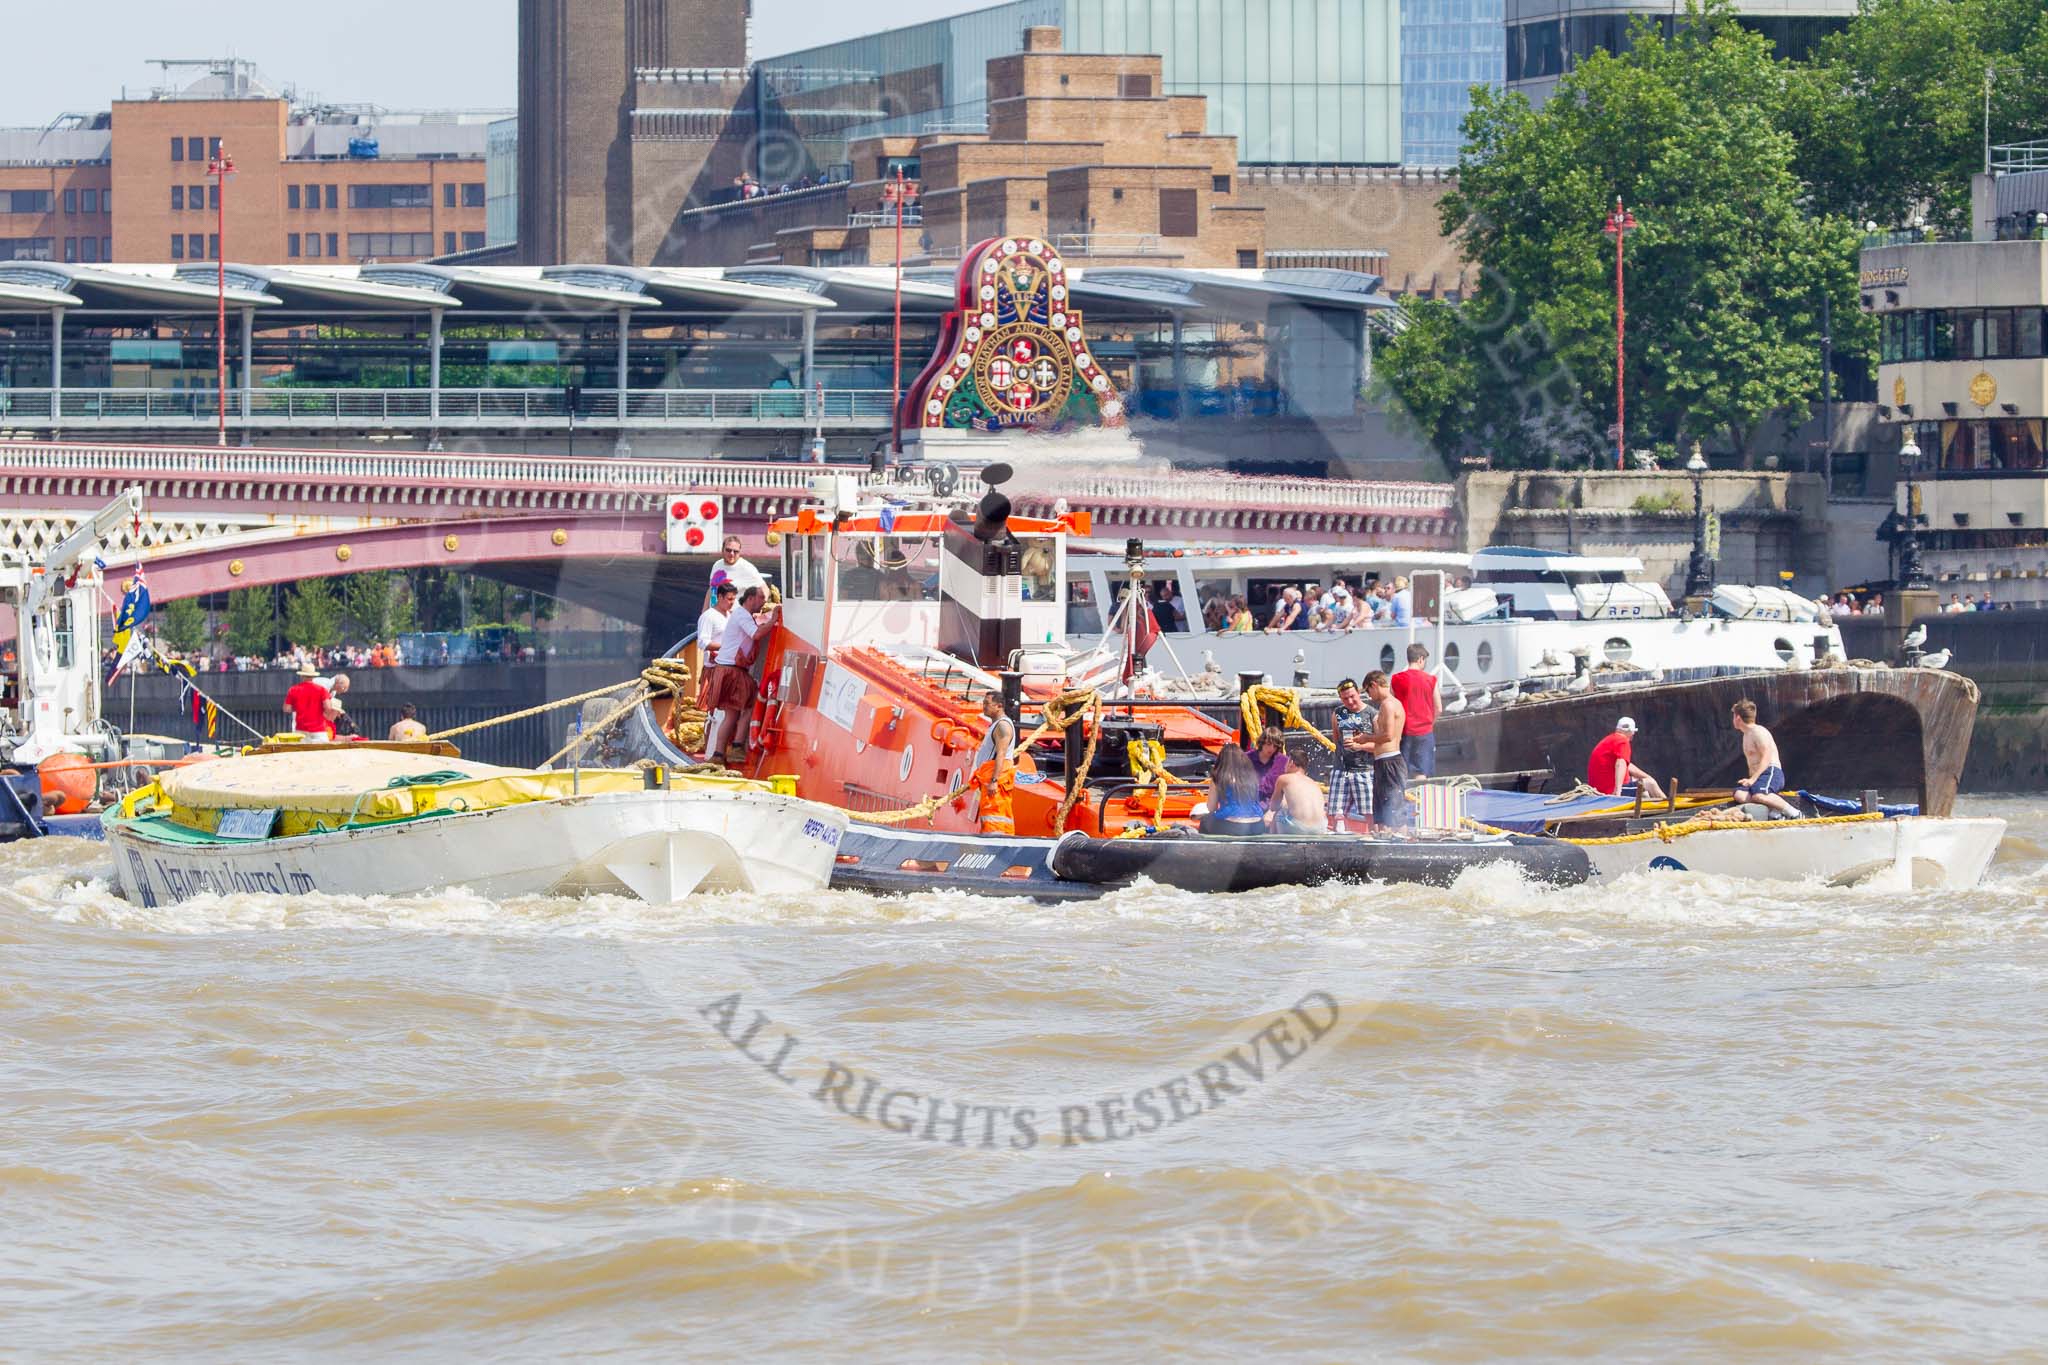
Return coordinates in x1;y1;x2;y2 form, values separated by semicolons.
1896;427;1930;590
1602;198;1638;471
1684;440;1715;602
207;145;236;449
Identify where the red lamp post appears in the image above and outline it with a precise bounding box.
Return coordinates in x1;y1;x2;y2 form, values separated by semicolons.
207;146;237;448
1602;197;1637;471
884;168;919;456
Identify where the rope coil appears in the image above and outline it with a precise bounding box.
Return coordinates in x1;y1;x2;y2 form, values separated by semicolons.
1238;684;1336;751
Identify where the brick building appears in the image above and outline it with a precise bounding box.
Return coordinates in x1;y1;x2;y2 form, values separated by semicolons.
0;60;502;267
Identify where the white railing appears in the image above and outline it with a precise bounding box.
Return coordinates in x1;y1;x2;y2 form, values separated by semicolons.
0;440;1451;517
0;387;896;428
1038;470;1456;513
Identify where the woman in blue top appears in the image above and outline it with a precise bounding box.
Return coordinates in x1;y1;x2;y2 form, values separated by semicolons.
1202;744;1267;836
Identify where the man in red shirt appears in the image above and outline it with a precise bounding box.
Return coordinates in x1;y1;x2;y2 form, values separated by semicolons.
1586;716;1666;799
1388;642;1439;777
282;663;332;737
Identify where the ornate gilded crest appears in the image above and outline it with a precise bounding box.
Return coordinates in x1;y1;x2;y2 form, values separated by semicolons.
903;237;1124;433
1970;371;1997;408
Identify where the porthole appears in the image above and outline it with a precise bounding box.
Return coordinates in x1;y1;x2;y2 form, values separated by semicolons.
1475;641;1493;674
1443;642;1461;673
1603;636;1633;665
1380;644;1396;672
1774;637;1796;663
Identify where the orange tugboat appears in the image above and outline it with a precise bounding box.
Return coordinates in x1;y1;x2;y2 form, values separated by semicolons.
617;234;1589;896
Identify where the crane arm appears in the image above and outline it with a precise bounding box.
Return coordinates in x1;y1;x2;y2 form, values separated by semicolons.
23;485;144;619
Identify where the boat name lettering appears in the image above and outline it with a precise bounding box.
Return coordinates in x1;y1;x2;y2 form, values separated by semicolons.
801;819;843;848
148;855;317;900
951;852;997;871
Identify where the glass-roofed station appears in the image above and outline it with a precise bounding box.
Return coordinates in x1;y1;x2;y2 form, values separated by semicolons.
0;259;1394;465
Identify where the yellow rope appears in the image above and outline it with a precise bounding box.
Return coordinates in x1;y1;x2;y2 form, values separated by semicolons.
1127;737;1174;824
1463;809;1889;846
1239;684;1336;751
856;794;946;826
427;677;644;742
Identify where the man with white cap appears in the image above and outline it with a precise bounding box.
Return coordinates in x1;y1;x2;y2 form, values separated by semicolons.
1586;716;1666;800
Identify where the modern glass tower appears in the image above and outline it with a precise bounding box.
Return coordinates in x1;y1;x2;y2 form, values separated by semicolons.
1401;0;1504;167
754;0;1406;174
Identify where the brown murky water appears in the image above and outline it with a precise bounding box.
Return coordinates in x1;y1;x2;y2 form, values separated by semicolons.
4;798;2046;1357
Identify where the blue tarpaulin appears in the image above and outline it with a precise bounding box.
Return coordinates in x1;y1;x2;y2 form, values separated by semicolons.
1464;788;1627;834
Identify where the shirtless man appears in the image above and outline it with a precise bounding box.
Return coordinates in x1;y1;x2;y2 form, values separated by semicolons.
1363;669;1409;829
1730;699;1800;818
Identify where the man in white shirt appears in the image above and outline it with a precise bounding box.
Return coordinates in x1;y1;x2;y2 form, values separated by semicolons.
704;585;777;761
708;535;765;599
693;581;737;707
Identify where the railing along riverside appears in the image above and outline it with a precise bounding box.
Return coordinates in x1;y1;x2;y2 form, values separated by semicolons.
0;388;896;428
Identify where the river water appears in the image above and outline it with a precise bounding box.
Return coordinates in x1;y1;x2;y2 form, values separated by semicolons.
4;798;2046;1358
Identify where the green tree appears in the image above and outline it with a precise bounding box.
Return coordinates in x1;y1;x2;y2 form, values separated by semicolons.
156;596;208;654
1380;4;1869;467
1792;0;2048;234
345;572;397;641
284;579;344;651
225;587;275;657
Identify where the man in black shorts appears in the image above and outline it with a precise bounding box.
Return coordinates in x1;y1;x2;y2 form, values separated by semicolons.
1364;670;1410;829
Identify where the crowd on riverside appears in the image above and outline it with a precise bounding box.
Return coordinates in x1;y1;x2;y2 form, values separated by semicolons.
1163;575;1472;636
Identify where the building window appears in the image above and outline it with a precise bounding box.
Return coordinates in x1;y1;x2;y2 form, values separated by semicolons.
1213;175;1231;195
3;190;53;214
348;184;432;210
171;186;184;211
171;137;184;162
208;234;218;260
325;185;337;209
288;233;300;258
1112;187;1123;202
187;137;203;162
1237;249;1259;268
443;183;456;208
306;233;322;258
348;231;435;258
171;235;184;260
208;184;219;210
100;235;110;260
192;184;206;210
80;236;97;264
444;231;457;254
462;231;485;251
63;237;76;262
208;137;221;158
187;233;202;259
1119;73;1153;98
288;185;300;210
1029;199;1040;211
462;183;485;208
82;189;97;214
1159;188;1198;238
101;191;110;214
62;189;77;216
327;232;337;257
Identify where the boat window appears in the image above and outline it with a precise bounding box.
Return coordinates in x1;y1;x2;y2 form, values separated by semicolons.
1476;641;1493;674
1443;642;1460;673
785;537;806;601
835;534;938;603
1603;636;1632;665
1018;536;1059;603
1380;644;1396;672
52;598;73;670
1774;637;1796;663
805;535;826;600
1066;577;1098;635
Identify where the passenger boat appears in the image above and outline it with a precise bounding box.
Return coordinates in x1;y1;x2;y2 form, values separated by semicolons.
1067;542;1849;694
104;744;848;905
612;469;1594;898
1464;787;2005;890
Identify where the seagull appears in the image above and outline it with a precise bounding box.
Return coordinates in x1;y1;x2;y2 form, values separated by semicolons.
1465;686;1493;711
1903;624;1928;651
1918;648;1952;670
1565;668;1596;693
